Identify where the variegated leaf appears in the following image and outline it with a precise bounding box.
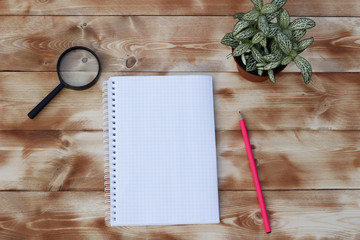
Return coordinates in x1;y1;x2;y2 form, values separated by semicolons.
283;29;292;38
233;43;252;56
235;28;257;39
268;23;280;37
294;55;312;84
281;55;292;65
233;12;245;19
268;69;276;83
233;20;251;35
246;55;257;71
272;0;287;8
243;9;260;21
251;0;263;10
290;50;298;58
260;38;267;48
291;29;307;41
292;42;298;51
251;47;264;62
241;54;247;65
257;68;264;76
264;60;281;70
261;3;278;14
270;40;279;52
264;47;269;55
279;9;290;29
263;50;283;62
266;9;281;21
297;37;314;52
258;15;269;35
221;33;239;48
252;31;265;44
289;18;316;30
276;31;292;54
256;62;267;67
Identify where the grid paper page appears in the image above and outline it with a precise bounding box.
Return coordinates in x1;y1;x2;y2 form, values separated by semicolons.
107;75;219;226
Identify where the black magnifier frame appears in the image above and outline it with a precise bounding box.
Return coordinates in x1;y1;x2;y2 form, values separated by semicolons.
57;46;101;90
28;46;101;119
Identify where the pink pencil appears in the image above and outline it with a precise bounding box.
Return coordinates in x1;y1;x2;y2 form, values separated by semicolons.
239;112;271;233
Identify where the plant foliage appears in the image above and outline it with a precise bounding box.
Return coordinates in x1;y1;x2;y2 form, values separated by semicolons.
221;0;316;84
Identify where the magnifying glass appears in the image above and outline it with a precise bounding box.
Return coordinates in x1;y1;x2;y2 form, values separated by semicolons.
28;46;101;119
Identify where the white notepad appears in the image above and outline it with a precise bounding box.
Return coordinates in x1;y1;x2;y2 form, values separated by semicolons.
104;75;219;226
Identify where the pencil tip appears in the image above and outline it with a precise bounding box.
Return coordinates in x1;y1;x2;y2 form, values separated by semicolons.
239;111;244;119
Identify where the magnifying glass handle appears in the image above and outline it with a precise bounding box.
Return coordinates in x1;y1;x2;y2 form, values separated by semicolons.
28;84;64;119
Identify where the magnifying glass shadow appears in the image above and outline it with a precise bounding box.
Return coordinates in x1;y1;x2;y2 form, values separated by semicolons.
28;46;101;119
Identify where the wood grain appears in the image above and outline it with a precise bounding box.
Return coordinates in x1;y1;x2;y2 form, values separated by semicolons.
0;0;359;16
0;191;359;239
0;16;359;72
0;0;358;238
1;72;360;131
1;130;359;191
0;131;104;191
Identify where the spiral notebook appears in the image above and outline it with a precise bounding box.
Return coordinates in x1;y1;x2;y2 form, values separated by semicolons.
103;75;219;226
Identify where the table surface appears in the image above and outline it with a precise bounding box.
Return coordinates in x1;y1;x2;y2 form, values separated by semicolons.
1;0;360;239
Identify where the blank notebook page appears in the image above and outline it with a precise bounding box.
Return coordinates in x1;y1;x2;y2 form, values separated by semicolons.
106;75;219;226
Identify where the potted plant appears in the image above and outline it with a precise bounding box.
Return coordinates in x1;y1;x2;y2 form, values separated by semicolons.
221;0;315;83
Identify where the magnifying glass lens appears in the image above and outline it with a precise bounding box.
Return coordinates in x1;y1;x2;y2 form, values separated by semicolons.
59;49;100;87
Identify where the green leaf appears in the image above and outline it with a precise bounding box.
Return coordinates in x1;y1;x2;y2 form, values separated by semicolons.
232;43;252;56
261;3;279;14
221;33;239;48
251;47;264;62
292;42;298;51
297;37;314;53
290;50;298;58
270;40;279;52
283;29;292;38
266;9;281;21
279;9;290;29
264;47;269;55
289;18;316;30
246;55;257;71
272;0;287;8
258;15;269;35
252;31;265;44
276;31;292;54
264;60;281;70
243;9;260;21
251;0;263;10
291;29;307;41
263;50;283;62
268;69;276;83
260;38;267;48
241;54;247;65
281;55;292;65
256;62;267;67
294;55;312;84
235;28;257;39
268;23;280;37
233;20;251;35
233;13;245;19
257;68;264;76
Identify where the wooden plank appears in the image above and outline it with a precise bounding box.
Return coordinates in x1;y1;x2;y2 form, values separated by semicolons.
0;0;359;17
0;131;105;191
0;191;359;239
0;16;358;72
216;130;360;190
1;130;359;191
1;72;360;131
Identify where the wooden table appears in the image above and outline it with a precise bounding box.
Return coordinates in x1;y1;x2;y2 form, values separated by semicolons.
1;0;360;239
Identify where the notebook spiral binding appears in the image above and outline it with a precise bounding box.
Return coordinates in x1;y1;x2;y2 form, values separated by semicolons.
103;80;117;226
